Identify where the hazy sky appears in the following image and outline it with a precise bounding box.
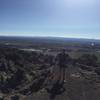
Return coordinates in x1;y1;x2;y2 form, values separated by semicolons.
0;0;100;39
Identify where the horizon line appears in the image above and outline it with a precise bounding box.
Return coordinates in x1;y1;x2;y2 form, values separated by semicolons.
0;35;100;40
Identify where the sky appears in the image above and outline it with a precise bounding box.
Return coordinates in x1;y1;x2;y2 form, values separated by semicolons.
0;0;100;39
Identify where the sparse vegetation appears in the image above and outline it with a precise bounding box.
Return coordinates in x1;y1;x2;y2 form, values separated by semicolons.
0;37;100;100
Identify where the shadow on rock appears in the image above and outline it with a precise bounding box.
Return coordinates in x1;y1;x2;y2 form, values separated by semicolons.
46;81;66;100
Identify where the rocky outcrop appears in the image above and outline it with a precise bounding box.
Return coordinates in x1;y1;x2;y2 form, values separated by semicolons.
0;47;100;100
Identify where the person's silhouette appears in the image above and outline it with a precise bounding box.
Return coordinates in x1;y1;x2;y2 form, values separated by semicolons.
55;49;70;84
46;49;70;100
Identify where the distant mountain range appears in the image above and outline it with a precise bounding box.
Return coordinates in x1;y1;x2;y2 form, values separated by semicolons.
0;36;100;44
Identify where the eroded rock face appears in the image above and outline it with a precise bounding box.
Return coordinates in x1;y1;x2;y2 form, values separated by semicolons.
0;47;54;99
0;47;100;100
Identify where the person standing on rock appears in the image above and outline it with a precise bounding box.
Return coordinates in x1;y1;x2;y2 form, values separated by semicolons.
45;49;71;100
55;49;70;84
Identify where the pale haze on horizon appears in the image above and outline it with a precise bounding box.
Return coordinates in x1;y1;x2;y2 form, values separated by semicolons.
0;0;100;39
